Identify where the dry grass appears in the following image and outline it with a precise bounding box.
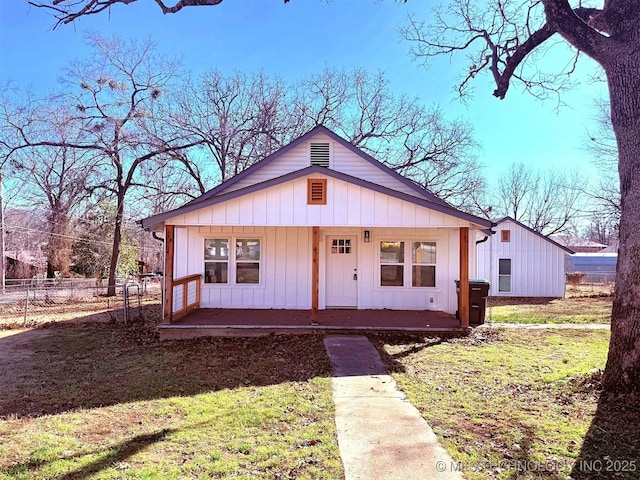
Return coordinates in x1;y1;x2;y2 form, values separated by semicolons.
0;319;343;479
373;329;639;480
487;295;612;324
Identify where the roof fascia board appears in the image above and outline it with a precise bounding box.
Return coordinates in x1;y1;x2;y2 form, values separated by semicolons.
495;216;575;254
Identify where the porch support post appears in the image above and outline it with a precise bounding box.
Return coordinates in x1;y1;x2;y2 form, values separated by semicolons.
459;227;470;328
163;224;175;324
311;226;319;324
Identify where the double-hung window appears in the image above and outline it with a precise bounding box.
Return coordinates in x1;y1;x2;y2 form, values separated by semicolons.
204;239;229;284
498;258;512;292
380;240;437;288
411;241;436;287
235;238;261;284
380;241;405;286
204;237;261;284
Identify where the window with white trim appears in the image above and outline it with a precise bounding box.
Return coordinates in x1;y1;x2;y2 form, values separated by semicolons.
380;241;405;286
380;240;438;288
204;239;229;284
235;238;261;284
411;242;436;287
204;237;262;284
498;258;511;292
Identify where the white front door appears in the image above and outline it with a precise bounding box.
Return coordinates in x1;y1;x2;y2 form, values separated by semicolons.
326;236;357;308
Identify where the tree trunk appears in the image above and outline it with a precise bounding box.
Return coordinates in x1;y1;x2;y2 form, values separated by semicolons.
106;195;125;297
603;55;640;393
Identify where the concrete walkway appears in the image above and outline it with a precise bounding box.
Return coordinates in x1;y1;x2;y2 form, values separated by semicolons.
323;335;464;480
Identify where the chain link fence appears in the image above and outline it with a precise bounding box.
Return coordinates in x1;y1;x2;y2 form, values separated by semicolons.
0;278;162;328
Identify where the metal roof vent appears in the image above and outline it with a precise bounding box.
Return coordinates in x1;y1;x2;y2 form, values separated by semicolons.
310;142;330;167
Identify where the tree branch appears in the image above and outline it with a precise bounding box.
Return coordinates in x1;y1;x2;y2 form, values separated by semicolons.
542;0;608;62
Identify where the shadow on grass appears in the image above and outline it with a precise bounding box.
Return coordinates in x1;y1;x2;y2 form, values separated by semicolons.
0;311;334;419
8;429;173;480
571;394;640;480
366;333;463;374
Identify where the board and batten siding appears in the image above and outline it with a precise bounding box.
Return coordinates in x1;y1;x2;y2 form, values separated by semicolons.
171;225;473;313
222;133;425;199
168;174;470;228
476;221;566;297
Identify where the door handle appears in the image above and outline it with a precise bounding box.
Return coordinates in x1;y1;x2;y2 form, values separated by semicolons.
353;269;357;281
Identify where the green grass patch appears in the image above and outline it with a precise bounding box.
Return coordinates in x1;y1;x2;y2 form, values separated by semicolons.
373;329;613;480
488;296;612;324
0;323;343;479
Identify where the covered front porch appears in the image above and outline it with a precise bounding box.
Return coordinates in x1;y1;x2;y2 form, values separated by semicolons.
159;225;476;339
158;307;468;340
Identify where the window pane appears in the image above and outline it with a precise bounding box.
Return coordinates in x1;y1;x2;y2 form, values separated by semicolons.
236;239;260;260
204;239;229;260
412;242;436;264
204;262;228;284
381;265;404;286
498;276;511;292
412;265;435;287
499;259;511;275
237;263;260;284
380;241;404;263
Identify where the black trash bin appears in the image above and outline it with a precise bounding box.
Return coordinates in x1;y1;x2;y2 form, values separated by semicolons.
455;279;491;325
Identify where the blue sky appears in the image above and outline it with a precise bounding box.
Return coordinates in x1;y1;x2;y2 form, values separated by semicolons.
0;0;607;187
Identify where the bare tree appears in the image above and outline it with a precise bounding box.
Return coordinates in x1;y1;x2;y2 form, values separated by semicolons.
29;0;230;28
584;213;617;247
174;71;291;187
172;68;485;210
493;162;585;236
291;69;486;210
585;98;620;233
69;34;202;293
403;0;640;393
1;35;201;294
2;95;98;277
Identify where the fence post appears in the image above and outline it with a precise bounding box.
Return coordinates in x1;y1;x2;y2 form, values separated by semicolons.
23;288;29;327
123;285;129;324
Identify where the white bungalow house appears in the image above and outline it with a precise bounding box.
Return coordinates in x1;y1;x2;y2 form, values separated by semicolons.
476;217;574;297
141;125;493;330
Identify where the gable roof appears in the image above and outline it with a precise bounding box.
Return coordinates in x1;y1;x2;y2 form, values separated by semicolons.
494;217;575;254
185;124;449;209
142;165;493;230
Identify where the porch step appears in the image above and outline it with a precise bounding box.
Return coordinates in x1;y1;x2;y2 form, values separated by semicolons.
158;324;470;340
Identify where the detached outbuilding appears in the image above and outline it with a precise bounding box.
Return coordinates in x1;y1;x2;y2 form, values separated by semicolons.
476;217;573;298
141;125;493;334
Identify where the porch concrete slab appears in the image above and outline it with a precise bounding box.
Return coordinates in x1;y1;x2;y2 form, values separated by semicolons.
323;335;464;480
160;308;468;339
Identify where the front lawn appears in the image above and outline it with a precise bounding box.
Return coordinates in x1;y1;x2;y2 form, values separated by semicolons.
487;296;612;324
373;328;639;480
0;323;343;479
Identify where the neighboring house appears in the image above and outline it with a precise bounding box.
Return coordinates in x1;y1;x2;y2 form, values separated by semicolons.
141;125;493;325
5;250;47;279
476;217;574;297
566;252;617;284
552;235;608;253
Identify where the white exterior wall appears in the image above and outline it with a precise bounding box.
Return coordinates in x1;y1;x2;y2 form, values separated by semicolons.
172;224;474;313
225;133;424;198
169;174;469;228
476;220;566;297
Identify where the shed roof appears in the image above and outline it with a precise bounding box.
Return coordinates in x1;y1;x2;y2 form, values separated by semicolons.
493;217;575;254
